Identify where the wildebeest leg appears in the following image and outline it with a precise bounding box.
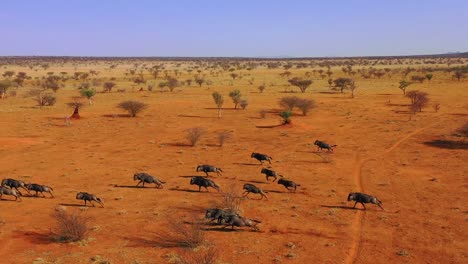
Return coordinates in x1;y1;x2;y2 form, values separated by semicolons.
360;203;366;210
353;201;358;208
136;180;142;187
204;186;209;192
84;200;88;206
205;172;209;177
377;202;384;210
268;159;272;165
242;191;249;197
142;181;145;187
49;191;55;198
198;186;202;192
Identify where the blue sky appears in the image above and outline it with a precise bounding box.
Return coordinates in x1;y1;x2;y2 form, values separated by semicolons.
0;0;466;57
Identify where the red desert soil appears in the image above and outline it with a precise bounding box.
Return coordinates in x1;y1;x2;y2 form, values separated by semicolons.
0;65;466;264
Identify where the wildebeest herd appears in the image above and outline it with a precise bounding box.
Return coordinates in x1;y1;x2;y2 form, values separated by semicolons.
1;139;384;231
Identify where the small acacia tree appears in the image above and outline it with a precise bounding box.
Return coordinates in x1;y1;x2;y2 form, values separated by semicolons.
186;127;205;146
258;84;265;93
288;77;313;93
425;74;433;82
279;111;292;124
228;90;242;109
398;80;412;95
406;90;429;112
0;80;11;99
80;89;96;105
117;100;148;117
103;82;116;93
333;78;354;93
195;76;205;87
212;92;224;118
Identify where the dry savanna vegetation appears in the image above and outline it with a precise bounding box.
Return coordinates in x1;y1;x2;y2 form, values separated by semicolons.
0;55;466;264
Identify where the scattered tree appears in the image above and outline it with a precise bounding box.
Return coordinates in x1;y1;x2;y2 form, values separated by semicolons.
258;84;265;93
279;111;292;124
103;82;116;93
228;90;242;109
186;127;205;146
240;99;248;109
80;89;96;105
406;90;429;112
453;71;464;81
296;98;316;115
52;208;90;242
433;102;440;113
27;89;56;107
398;80;412;95
195;76;205;87
333;78;354;93
212;92;224;118
425;74;433;82
0;80;11;99
288;77;313;93
217;131;231;147
117;100;148;117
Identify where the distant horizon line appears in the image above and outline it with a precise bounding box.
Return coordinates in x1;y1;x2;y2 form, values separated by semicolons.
0;51;467;60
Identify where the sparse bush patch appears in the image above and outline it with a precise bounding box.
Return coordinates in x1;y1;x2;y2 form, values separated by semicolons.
117;100;148;117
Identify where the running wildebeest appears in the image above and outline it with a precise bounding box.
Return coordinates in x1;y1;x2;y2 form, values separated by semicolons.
347;192;384;210
196;165;223;177
0;186;22;201
1;178;30;195
314;140;337;152
25;183;54;198
251;152;272;165
76;192;104;207
242;183;268;200
223;215;261;231
260;168;282;182
205;208;237;224
190;176;220;192
277;178;300;191
133;172;165;188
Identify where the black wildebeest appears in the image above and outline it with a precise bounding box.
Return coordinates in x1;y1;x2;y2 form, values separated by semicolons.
76;192;104;207
25;183;54;198
251;152;272;165
133;172;165;188
190;176;220;192
223;215;261;231
0;186;22;201
260;168;282;182
242;183;268;200
347;192;384;210
314;140;337;152
205;208;237;224
277;178;300;191
1;178;30;195
196;165;223;177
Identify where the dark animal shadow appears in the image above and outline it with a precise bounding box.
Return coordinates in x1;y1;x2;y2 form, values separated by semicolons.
423;140;468;150
204;227;259;233
449;113;468;116
320;205;365;211
17;231;54;245
239;179;269;184
317;91;339;94
179;175;204;178
232;162;260;166
168;188;201;193
113;185;156;189
263;189;289;194
178;114;217;119
58;203;86;207
376;93;396;96
204;107;240;111
0;198;19;202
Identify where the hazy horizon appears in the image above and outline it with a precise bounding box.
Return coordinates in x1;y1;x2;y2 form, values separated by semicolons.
1;0;467;57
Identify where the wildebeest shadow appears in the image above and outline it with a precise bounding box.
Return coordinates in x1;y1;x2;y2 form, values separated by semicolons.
255;124;284;128
0;198;20;202
58;203;86;207
232;162;260;166
179;175;203;178
17;231;54;245
204;107;240;110
423;140;468;150
204;227;259;232
376;93;396;96
449;113;468;116
168;188;202;193
321;205;364;211
113;185;157;189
